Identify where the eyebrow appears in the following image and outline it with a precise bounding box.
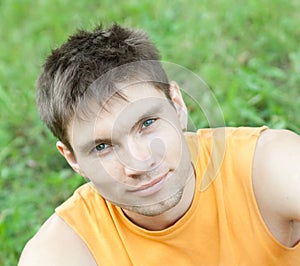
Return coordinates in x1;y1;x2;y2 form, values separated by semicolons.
132;103;163;128
77;103;165;154
78;137;112;154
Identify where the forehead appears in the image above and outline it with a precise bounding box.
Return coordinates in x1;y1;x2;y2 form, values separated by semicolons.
115;82;167;103
101;82;169;118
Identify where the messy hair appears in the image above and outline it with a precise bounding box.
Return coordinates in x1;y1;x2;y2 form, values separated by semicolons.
37;24;170;153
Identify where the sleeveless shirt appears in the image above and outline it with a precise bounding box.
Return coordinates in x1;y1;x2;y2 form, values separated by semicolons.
56;127;300;265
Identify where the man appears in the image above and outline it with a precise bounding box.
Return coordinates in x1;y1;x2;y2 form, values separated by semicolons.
19;24;300;265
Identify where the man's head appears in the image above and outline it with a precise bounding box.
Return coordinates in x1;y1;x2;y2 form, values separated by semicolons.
37;24;170;153
37;23;194;216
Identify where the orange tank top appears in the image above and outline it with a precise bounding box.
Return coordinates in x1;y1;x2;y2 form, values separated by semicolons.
56;127;300;265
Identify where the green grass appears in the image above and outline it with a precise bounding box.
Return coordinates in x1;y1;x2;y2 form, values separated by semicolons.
1;0;299;265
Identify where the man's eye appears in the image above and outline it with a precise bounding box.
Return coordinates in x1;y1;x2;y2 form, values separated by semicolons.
95;143;109;152
142;118;156;129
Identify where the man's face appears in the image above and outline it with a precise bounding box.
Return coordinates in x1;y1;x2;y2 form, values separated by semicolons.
66;82;194;216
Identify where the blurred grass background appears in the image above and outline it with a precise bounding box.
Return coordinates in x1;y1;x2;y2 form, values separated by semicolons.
1;0;299;265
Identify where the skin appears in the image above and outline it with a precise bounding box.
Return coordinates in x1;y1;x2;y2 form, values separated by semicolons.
19;82;300;265
253;129;300;247
61;81;196;229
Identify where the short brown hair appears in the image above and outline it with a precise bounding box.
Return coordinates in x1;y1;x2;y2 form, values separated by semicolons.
37;24;169;152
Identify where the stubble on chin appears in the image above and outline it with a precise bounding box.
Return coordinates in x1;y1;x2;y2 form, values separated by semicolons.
121;188;184;217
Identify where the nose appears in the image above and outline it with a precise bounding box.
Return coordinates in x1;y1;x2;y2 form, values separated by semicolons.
122;137;155;178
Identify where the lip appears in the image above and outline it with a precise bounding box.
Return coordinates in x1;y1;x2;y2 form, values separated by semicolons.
130;172;169;197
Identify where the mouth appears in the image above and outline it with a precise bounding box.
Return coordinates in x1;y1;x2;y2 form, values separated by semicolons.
129;171;170;197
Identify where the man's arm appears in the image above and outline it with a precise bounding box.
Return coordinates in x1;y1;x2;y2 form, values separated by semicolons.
253;129;300;247
18;213;97;266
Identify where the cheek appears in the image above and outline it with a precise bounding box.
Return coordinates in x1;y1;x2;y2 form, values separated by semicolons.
151;127;184;165
80;157;130;203
79;156;125;184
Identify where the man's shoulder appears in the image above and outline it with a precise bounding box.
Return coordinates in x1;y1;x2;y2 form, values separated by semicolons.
253;128;300;212
253;128;300;247
253;128;300;180
185;126;267;157
18;213;97;266
186;126;268;143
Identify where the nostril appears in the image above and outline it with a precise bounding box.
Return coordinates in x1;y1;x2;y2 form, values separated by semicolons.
123;157;154;176
124;165;144;178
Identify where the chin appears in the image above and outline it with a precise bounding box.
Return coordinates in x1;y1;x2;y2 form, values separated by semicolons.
124;188;184;217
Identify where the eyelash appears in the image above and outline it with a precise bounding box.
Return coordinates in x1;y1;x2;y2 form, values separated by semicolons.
94;143;111;153
93;118;157;154
141;118;156;129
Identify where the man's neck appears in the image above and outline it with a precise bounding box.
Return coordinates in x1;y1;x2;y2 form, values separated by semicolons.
122;171;196;231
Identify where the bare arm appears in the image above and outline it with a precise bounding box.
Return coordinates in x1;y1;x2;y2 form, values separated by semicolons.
18;213;97;266
253;129;300;247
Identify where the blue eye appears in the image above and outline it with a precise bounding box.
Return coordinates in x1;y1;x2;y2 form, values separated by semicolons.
142;119;155;128
95;143;109;152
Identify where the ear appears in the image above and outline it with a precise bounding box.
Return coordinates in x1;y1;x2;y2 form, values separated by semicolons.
169;81;188;130
56;141;84;176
